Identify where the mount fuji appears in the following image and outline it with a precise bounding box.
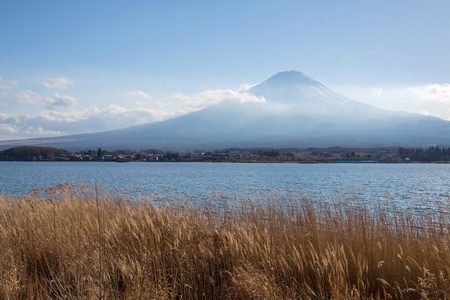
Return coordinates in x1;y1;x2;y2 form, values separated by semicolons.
1;71;450;150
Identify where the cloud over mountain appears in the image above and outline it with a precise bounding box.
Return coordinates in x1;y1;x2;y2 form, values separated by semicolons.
409;83;450;103
0;105;177;140
174;88;265;109
2;71;449;150
4;84;265;140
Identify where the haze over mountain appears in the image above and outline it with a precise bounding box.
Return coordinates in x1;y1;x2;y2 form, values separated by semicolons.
1;71;449;150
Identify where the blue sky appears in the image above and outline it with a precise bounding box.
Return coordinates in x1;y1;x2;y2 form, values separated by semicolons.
1;1;450;140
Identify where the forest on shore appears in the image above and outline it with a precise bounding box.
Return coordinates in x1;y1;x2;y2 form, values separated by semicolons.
1;145;450;163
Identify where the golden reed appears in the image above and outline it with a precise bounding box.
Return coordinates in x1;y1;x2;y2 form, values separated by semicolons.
0;183;449;299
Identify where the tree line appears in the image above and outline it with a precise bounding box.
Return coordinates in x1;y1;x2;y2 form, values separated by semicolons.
3;145;449;162
0;146;69;161
398;146;450;162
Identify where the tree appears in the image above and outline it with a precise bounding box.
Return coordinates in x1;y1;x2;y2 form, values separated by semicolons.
165;152;180;161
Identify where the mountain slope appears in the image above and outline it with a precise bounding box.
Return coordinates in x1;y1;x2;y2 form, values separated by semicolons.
1;71;450;150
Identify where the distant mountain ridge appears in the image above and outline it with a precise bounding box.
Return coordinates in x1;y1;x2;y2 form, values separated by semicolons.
1;71;450;150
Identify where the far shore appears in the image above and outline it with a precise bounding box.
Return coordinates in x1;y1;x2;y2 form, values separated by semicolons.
2;145;450;163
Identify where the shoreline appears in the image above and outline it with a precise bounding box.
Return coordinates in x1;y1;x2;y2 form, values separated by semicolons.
2;159;450;164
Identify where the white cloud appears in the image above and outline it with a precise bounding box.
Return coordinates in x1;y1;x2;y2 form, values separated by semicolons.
23;126;63;136
406;83;450;121
1;86;266;140
370;87;383;96
408;83;450;103
328;84;450;121
15;90;45;105
0;79;17;90
127;88;265;111
46;92;78;109
174;89;265;109
127;90;152;100
0;122;20;135
127;90;167;107
42;77;74;89
15;90;77;109
0;78;18;96
0;105;180;140
238;83;258;92
0;120;63;139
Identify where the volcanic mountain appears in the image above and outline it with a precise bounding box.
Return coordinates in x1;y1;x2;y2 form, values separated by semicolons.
1;71;450;150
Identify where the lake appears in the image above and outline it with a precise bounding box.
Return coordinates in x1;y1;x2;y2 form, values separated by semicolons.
0;161;449;209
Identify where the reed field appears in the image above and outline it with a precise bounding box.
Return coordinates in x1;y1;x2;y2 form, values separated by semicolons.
0;183;449;299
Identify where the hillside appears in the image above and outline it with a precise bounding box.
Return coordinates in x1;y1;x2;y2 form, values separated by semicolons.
1;71;449;150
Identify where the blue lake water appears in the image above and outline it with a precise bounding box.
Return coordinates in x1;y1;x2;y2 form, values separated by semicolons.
0;162;449;208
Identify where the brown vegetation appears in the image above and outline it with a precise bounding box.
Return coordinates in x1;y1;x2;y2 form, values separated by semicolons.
0;183;449;299
0;146;69;161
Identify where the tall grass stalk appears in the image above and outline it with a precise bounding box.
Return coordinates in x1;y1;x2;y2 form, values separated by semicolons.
0;183;449;299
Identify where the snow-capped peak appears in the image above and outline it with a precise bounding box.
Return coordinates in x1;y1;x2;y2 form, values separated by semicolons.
247;70;349;106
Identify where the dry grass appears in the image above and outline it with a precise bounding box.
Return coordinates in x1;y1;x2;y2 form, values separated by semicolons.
0;183;449;299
